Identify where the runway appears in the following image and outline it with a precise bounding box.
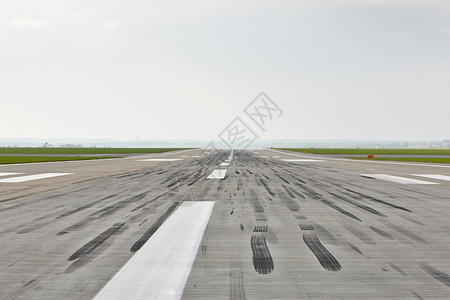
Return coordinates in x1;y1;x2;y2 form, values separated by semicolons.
1;149;450;299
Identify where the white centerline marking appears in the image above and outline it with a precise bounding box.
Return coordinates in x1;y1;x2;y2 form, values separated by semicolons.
0;173;73;183
412;174;450;182
220;162;230;167
137;159;183;162
281;159;323;162
0;172;22;177
93;201;215;300
207;169;227;179
360;174;437;185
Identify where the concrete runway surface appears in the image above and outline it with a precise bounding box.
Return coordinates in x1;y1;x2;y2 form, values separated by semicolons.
1;149;450;299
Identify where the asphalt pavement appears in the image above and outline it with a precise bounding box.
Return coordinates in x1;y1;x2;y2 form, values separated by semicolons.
1;149;450;299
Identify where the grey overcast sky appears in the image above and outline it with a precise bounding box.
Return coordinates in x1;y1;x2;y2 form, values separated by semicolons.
1;0;449;141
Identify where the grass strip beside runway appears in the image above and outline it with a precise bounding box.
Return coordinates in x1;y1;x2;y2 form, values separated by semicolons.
277;148;450;155
347;157;450;164
0;156;119;165
0;148;193;155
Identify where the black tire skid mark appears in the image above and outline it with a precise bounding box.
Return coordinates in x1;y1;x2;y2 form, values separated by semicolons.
65;222;128;273
294;182;322;199
253;225;268;232
321;199;362;222
370;226;395;240
386;261;407;276
256;215;267;222
65;239;114;274
92;191;151;219
131;192;167;212
346;242;363;255
310;222;338;245
57;191;152;235
281;185;295;198
275;173;290;184
410;290;425;300
278;191;300;212
68;222;126;261
229;262;246;300
250;234;274;275
399;214;425;226
6;277;40;299
289;188;305;199
420;263;450;288
342;187;412;213
381;220;427;244
327;191;386;217
130;201;181;252
303;233;341;271
344;225;376;245
259;179;275;197
299;224;314;230
57;193;118;219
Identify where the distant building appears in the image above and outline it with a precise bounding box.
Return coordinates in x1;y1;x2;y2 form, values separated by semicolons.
443;140;450;148
43;142;54;148
60;144;83;148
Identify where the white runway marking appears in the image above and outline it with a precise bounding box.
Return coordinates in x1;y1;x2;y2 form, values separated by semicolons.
93;201;215;300
0;172;22;177
207;169;227;179
272;156;280;158
412;174;450;182
192;155;200;158
220;162;230;167
360;174;437;185
137;159;182;162
181;156;189;158
260;156;269;158
268;149;450;169
0;173;73;183
281;159;323;162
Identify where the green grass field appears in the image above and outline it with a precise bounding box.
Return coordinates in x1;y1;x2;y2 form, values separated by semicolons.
0;148;192;155
276;148;450;155
346;157;450;164
0;156;120;165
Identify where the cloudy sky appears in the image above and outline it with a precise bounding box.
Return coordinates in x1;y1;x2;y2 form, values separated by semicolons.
1;0;449;141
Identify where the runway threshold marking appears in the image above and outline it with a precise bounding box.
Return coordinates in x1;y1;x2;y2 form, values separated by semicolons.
0;173;74;183
137;159;183;162
360;174;437;185
207;169;227;179
412;174;450;182
0;172;22;177
93;201;215;300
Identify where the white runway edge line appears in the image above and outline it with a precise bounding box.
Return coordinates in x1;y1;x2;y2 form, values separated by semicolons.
360;174;437;185
269;148;450;169
94;201;215;300
412;174;450;182
137;159;183;162
281;159;323;162
207;169;227;179
0;173;73;183
0;172;22;177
